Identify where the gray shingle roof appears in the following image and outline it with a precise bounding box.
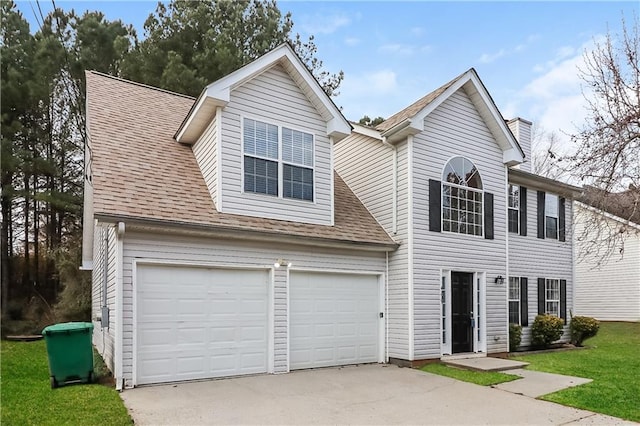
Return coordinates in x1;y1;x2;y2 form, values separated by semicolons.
85;71;397;249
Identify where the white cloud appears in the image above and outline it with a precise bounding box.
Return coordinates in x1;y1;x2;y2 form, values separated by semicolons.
344;37;360;47
505;38;601;147
335;69;402;120
378;43;431;56
410;27;425;37
298;13;350;35
479;49;507;64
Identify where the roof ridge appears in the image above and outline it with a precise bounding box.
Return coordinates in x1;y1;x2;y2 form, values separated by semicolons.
86;70;196;100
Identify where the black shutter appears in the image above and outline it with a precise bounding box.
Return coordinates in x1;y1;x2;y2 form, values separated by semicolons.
484;192;494;240
537;278;545;315
560;279;567;324
537;191;545;239
429;179;441;232
559;197;566;242
519;186;527;236
520;277;528;326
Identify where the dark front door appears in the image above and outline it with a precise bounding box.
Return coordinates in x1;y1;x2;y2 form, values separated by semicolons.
451;271;473;353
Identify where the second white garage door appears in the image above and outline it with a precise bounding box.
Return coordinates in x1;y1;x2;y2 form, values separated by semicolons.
136;264;269;385
289;271;380;370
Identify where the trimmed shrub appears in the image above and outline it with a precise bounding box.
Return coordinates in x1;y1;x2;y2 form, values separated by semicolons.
570;316;600;346
531;314;564;348
509;323;522;352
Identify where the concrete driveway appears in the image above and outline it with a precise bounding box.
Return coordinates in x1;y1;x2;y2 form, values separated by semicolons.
121;364;634;425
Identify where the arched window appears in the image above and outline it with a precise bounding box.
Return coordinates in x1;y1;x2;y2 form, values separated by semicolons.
442;157;483;236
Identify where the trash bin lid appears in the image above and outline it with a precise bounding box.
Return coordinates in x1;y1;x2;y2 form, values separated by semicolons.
42;322;94;335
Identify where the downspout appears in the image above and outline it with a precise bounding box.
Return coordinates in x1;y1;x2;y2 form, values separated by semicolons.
385;251;389;362
115;222;125;391
504;166;510;352
381;137;398;235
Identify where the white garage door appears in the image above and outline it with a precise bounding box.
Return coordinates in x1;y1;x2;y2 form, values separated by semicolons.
290;271;380;370
136;264;269;385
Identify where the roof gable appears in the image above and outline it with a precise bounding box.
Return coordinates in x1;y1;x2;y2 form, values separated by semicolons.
377;69;525;166
176;43;351;144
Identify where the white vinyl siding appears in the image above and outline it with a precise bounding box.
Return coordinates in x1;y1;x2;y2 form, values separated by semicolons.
413;88;508;357
119;232;386;388
509;190;574;347
334;132;409;360
574;206;640;321
192;117;218;208
219;64;331;225
92;223;117;372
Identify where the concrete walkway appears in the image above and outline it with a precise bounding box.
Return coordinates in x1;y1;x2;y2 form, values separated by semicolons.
443;356;594;399
496;368;593;398
120;364;635;425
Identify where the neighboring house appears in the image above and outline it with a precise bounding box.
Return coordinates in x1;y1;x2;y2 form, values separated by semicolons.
574;201;640;322
335;70;581;361
83;44;580;389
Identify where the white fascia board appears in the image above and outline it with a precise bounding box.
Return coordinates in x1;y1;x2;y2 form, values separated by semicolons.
327;118;351;142
466;73;524;161
503;148;523;166
410;71;473;129
351;123;383;140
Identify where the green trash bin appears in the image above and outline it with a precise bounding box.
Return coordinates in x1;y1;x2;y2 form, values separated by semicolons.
42;322;94;389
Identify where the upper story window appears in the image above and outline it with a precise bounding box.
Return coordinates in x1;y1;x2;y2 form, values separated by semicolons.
243;118;314;201
442;157;483;236
545;193;558;239
508;185;519;233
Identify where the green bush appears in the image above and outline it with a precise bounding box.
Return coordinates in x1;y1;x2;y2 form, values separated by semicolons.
531;314;564;348
509;323;522;352
570;316;600;346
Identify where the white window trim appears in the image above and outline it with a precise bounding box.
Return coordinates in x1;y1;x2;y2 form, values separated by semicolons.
508;276;521;325
441;181;485;238
240;115;316;203
545;278;560;317
440;156;484;238
508;184;519;234
545;193;559;239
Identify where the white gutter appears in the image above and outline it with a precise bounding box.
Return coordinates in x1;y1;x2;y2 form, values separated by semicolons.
115;222;125;391
385;251;389;362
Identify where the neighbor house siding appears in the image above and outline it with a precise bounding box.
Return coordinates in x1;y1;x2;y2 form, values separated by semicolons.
334;133;409;359
574;206;640;321
91;223;117;372
412;88;509;358
509;191;574;346
192;117;218;207
219;64;332;225
120;232;386;387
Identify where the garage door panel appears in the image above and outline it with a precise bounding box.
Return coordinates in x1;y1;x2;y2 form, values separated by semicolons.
136;265;269;385
290;272;379;370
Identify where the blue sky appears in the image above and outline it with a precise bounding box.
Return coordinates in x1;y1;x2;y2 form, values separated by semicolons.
17;1;638;143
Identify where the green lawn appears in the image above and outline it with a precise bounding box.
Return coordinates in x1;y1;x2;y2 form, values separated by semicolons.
1;340;132;426
421;363;520;386
512;321;640;422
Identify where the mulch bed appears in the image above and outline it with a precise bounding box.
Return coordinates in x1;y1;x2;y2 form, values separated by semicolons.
5;335;44;342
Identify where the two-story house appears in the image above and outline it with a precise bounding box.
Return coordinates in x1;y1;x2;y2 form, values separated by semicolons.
335;71;580;362
83;44;579;390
